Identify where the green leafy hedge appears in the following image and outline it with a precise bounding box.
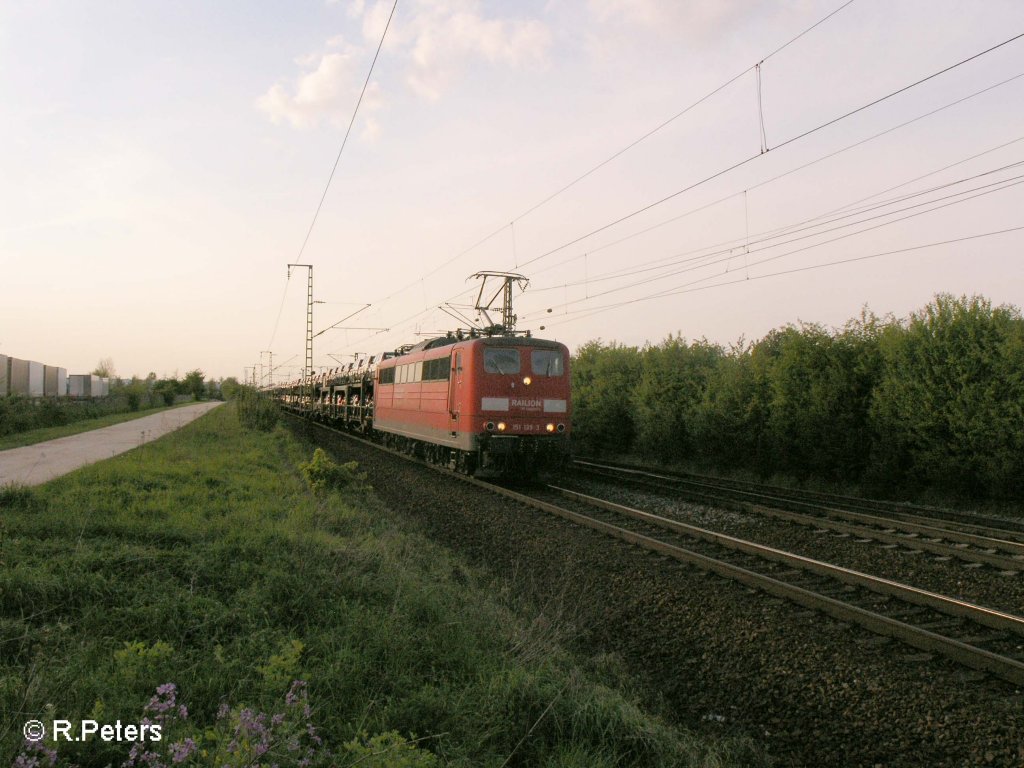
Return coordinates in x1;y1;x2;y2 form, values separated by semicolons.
571;294;1024;499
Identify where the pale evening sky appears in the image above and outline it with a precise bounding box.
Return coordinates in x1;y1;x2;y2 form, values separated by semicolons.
1;0;1022;381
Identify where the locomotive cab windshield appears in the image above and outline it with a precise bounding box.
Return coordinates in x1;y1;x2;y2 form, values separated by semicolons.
483;348;520;374
530;349;563;376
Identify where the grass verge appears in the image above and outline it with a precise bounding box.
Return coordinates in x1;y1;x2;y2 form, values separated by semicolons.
0;402;198;452
0;404;763;767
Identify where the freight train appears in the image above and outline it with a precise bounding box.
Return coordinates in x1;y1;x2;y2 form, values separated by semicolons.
270;330;572;477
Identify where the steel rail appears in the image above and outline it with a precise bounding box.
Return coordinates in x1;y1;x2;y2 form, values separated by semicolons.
573;457;1024;539
512;485;1024;686
574;460;1024;569
548;486;1024;637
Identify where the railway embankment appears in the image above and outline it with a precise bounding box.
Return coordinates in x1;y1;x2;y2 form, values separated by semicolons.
298;420;1024;768
0;403;759;767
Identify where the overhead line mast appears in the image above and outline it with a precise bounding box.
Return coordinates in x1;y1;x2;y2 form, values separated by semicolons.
287;263;314;395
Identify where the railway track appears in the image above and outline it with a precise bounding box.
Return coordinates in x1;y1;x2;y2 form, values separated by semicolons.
294;416;1024;686
574;457;1024;537
497;483;1024;686
573;459;1024;572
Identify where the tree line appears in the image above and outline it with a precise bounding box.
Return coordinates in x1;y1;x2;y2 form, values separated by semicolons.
0;364;240;438
571;294;1024;500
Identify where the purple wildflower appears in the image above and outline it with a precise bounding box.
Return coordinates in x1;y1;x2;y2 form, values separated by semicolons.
145;683;179;722
234;707;271;757
285;680;306;706
123;741;166;768
13;739;57;768
168;738;197;765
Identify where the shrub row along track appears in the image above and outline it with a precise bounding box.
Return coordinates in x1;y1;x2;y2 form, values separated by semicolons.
573;459;1024;572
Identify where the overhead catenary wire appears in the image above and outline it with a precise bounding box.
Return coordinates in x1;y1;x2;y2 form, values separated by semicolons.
541;225;1024;330
363;0;859;307
293;0;399;264
319;71;1024;359
528;159;1024;294
510;0;857;226
265;272;292;350
319;159;1023;356
526;173;1024;317
530;177;1024;326
516;32;1024;271
528;71;1024;280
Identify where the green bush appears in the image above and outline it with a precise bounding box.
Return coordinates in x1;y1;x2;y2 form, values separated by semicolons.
571;341;642;455
299;448;364;494
341;731;439;767
631;335;722;463
868;294;1024;496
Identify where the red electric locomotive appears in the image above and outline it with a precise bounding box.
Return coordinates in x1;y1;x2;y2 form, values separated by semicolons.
272;273;571;477
373;333;571;476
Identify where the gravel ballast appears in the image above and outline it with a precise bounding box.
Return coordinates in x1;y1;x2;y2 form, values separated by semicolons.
559;473;1024;616
297;421;1024;767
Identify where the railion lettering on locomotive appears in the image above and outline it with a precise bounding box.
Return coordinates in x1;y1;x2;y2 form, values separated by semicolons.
511;398;542;409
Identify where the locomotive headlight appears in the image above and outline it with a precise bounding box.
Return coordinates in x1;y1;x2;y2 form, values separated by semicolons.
497;421;507;432
523;376;532;386
546;423;555;433
557;423;565;433
485;421;495;431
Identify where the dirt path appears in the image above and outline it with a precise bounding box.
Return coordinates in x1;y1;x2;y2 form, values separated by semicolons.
0;401;223;486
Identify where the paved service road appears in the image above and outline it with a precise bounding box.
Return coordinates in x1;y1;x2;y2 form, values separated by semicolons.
0;401;224;487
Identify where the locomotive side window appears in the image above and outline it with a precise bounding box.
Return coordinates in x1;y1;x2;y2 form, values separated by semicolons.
413;361;423;382
422;356;451;381
484;348;520;374
379;367;395;384
531;349;564;376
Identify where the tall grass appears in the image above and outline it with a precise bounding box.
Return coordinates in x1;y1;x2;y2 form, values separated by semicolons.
236;386;279;431
0;404;762;767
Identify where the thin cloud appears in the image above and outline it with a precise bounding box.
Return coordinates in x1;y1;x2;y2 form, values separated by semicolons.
257;48;362;129
404;2;551;101
588;0;753;42
258;0;553;127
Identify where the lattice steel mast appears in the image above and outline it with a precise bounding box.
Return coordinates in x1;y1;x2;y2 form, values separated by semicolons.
287;263;314;399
